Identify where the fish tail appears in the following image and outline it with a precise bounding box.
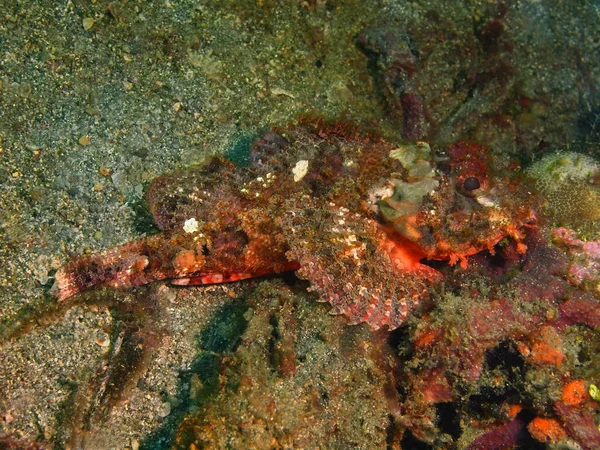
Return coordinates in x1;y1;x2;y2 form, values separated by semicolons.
54;236;170;301
54;230;297;301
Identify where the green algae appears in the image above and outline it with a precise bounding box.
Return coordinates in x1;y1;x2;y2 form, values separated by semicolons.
590;384;600;401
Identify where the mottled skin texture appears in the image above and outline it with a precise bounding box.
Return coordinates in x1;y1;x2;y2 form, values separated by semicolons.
55;124;538;330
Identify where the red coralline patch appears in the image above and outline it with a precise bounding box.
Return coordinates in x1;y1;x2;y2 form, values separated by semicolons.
558;293;600;329
527;417;566;443
466;415;527;450
561;380;587;406
527;326;565;368
419;368;453;404
447;296;541;383
413;322;443;349
552;227;600;286
554;401;600;450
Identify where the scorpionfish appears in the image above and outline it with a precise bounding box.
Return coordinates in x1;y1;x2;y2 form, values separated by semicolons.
55;124;538;330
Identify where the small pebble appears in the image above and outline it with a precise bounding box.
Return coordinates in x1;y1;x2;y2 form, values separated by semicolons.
82;17;95;30
95;337;111;347
158;401;171;418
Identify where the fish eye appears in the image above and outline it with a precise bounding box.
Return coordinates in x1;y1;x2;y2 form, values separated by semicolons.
463;176;481;191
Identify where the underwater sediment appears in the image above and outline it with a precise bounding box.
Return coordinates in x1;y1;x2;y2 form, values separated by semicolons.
1;0;600;449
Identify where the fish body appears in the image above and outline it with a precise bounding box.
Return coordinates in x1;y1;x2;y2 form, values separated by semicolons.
55;124;538;329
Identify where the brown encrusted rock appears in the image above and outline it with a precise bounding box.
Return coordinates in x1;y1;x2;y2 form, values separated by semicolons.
173;280;398;449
